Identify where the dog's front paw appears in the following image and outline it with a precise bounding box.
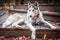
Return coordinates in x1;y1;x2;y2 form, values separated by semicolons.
51;26;56;29
12;23;16;27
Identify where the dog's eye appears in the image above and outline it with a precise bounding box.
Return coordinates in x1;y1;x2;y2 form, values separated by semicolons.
32;10;34;11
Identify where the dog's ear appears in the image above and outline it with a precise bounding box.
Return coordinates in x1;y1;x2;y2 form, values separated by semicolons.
34;1;39;7
28;1;31;9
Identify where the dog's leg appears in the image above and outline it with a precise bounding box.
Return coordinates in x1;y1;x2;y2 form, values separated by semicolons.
12;19;24;28
38;7;56;29
40;12;56;29
25;21;36;40
42;20;56;29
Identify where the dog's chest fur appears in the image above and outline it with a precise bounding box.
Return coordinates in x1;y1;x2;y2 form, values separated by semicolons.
32;13;40;23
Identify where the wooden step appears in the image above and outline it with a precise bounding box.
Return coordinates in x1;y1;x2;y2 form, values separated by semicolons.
0;28;60;38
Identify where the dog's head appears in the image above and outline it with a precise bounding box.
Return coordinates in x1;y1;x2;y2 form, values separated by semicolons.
27;1;39;20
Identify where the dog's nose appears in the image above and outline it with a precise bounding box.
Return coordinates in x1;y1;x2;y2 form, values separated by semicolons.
30;15;32;17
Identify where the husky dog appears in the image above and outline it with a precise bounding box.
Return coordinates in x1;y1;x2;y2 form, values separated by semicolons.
2;1;56;40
